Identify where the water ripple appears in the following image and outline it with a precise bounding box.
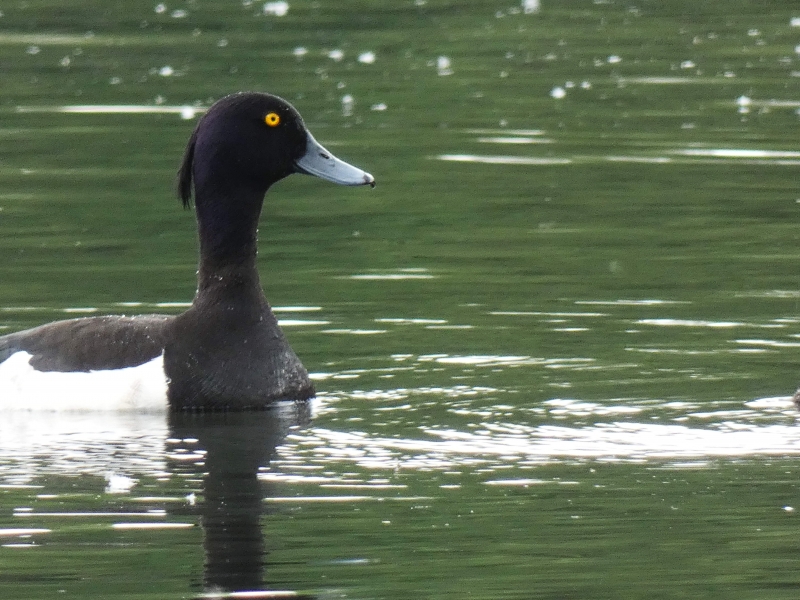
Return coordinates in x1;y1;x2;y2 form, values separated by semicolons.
276;409;800;472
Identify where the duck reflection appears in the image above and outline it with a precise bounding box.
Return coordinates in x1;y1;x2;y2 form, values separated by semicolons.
168;401;314;598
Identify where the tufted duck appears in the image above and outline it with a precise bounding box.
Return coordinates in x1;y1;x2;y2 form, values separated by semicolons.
0;92;374;410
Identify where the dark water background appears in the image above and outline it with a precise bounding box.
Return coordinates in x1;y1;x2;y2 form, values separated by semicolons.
1;0;800;598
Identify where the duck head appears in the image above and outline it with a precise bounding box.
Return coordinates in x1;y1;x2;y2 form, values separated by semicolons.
177;92;375;206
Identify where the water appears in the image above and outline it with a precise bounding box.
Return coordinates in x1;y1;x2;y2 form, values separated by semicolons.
1;0;800;597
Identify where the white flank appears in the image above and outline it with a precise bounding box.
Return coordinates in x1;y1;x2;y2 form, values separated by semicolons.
0;352;168;411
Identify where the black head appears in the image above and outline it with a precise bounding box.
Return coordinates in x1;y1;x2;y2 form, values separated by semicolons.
177;93;309;207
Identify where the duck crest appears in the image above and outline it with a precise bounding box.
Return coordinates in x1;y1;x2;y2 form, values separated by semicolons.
177;127;198;207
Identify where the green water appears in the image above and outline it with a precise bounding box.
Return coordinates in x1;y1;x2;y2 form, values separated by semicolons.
1;0;800;598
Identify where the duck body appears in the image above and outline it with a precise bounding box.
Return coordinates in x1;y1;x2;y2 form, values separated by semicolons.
164;279;314;410
0;92;374;411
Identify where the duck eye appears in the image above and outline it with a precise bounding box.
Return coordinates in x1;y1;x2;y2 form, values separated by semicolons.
264;112;281;127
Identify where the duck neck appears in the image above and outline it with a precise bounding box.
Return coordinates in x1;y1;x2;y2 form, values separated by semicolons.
194;182;267;299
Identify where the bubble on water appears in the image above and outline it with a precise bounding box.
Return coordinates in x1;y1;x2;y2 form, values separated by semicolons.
341;94;354;117
747;28;760;37
293;46;307;58
159;65;174;77
522;0;541;14
109;76;122;85
180;107;197;120
263;1;289;16
154;3;167;14
580;80;591;89
564;80;574;88
550;86;566;99
437;56;453;76
414;0;426;5
607;54;622;64
26;45;40;55
105;473;137;494
217;38;228;47
59;56;71;67
736;95;751;114
370;103;387;111
795;45;800;55
680;60;695;69
791;17;800;27
328;49;344;62
358;51;376;64
154;95;165;105
171;9;187;18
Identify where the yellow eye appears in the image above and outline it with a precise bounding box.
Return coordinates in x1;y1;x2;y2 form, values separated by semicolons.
265;112;281;127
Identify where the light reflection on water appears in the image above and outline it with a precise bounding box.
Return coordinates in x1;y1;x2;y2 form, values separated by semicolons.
267;391;799;476
16;104;204;120
437;151;800;167
1;388;796;485
438;129;800;168
0;412;168;483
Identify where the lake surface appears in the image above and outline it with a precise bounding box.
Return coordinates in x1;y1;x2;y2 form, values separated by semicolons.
1;0;800;598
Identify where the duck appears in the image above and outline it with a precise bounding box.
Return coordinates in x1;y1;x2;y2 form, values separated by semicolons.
0;92;375;411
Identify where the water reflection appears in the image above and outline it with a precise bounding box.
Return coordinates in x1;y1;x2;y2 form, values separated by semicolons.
275;397;800;474
437;129;800;168
16;104;204;120
0;405;314;598
0;411;168;483
0;384;798;595
168;405;314;598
